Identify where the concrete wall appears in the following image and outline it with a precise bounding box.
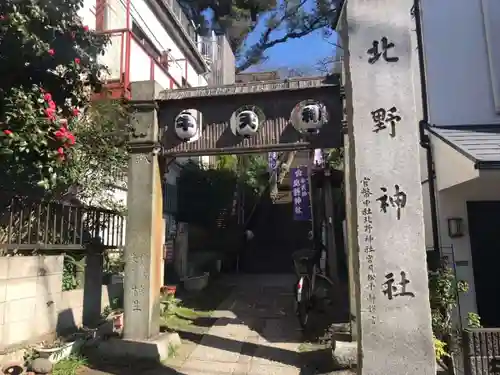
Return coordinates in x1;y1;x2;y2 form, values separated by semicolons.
218;35;235;85
0;256;121;352
420;0;500;125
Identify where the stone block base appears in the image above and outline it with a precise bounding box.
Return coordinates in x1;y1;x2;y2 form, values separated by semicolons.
94;333;181;362
332;341;357;370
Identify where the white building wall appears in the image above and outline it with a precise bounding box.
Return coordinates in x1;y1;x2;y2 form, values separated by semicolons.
129;0;191;85
433;177;500;326
422;139;490;326
80;0;97;28
80;0;209;88
186;63;199;87
420;0;500;125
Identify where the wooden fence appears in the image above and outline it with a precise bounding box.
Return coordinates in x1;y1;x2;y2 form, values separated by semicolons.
463;328;500;375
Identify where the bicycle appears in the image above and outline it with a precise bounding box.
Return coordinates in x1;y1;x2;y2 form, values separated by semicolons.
292;242;335;329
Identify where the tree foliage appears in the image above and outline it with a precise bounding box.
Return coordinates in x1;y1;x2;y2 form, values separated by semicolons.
0;0;128;206
215;154;269;193
66;99;130;210
182;0;344;72
177;160;238;228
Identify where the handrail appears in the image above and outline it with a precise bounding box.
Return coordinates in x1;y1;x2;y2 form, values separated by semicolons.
242;184;271;230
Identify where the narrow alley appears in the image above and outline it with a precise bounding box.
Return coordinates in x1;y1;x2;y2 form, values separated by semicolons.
168;274;355;375
80;274;355;375
173;274;302;375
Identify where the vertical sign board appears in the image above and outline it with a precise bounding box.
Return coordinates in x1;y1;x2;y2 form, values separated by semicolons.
291;166;311;221
268;152;278;172
346;1;435;374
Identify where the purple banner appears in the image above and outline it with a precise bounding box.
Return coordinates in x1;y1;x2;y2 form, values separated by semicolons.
291;166;311;221
268;152;278;172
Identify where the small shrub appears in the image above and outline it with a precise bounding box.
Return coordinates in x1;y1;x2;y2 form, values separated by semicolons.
434;335;450;362
467;312;482;328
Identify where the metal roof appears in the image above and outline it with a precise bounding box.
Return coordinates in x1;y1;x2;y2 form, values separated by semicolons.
427;125;500;169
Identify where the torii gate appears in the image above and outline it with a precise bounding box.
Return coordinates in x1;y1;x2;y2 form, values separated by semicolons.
122;0;436;373
124;74;343;335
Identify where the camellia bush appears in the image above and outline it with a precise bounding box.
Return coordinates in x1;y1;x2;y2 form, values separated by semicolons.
2;87;79;190
0;0;110;195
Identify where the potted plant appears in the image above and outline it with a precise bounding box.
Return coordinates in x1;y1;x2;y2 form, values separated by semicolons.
101;298;124;333
181;271;210;292
33;338;85;364
108;309;124;332
161;285;177;296
160;293;181;319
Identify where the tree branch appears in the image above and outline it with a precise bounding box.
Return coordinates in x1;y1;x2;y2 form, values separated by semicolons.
236;0;339;73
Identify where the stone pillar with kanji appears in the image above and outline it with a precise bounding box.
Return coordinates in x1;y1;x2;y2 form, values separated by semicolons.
344;0;436;374
123;81;164;340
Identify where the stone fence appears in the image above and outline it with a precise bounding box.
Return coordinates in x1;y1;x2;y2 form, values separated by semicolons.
0;255;122;354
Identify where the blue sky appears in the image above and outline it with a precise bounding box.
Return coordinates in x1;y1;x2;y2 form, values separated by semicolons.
238;3;338;74
244;30;336;73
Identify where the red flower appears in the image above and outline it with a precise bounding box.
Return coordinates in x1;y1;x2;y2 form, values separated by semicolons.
72;108;80;117
45;107;56;121
54;127;66;139
57;147;65;160
54;127;76;146
83;25;89;32
74;58;81;64
66;132;76;145
48;49;55;56
0;15;8;21
48;100;56;110
3;130;12;136
43;93;52;101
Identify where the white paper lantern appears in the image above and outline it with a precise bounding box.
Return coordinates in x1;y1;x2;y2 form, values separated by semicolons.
236;110;260;137
174;111;198;141
295;103;325;134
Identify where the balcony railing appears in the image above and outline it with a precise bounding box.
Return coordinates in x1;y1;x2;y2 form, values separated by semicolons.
97;28;185;97
161;0;197;47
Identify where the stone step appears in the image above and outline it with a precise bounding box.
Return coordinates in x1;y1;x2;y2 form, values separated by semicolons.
331;341;357;370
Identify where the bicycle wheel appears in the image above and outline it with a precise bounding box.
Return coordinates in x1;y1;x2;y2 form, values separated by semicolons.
313;274;335;312
296;276;311;329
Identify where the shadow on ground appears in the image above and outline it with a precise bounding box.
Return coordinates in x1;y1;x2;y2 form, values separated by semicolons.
169;274;351;345
79;334;350;375
78;274;353;374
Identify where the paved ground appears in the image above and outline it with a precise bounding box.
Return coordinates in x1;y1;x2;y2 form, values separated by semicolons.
79;274;355;375
171;274;303;375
